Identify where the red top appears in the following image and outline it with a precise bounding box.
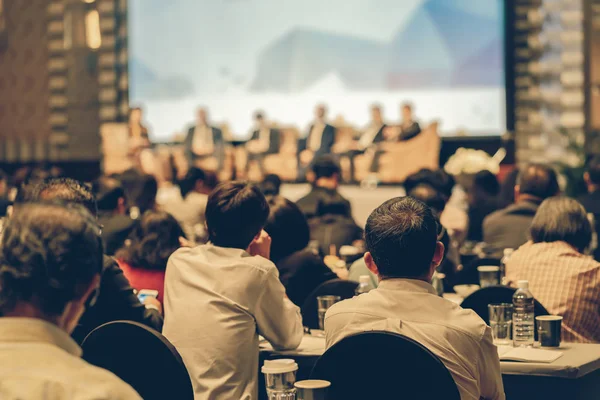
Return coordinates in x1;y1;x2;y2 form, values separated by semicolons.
117;259;166;303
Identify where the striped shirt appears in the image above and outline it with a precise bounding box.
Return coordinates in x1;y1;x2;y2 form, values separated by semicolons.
506;241;600;343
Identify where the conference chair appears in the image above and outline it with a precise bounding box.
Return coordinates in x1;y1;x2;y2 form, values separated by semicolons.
310;331;460;400
456;256;502;285
81;321;193;400
460;285;549;340
301;279;359;329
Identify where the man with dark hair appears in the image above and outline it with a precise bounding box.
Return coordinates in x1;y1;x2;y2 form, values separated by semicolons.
578;156;600;261
325;197;505;400
93;176;136;255
21;178;163;343
163;181;302;400
0;202;140;398
483;163;559;256
296;155;352;220
506;197;600;343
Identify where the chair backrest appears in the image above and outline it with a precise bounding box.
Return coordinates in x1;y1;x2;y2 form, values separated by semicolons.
81;321;193;400
301;279;358;329
461;286;550;323
310;331;460;400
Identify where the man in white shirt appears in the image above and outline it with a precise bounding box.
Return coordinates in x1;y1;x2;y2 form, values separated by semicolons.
246;112;281;176
184;107;225;169
325;196;505;400
297;104;336;180
0;202;140;399
163;181;303;400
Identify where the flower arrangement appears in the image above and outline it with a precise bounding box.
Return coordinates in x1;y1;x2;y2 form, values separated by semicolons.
444;148;503;176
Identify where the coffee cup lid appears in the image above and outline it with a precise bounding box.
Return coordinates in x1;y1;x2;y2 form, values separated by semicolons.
536;315;563;321
295;380;331;389
477;266;500;272
261;359;298;374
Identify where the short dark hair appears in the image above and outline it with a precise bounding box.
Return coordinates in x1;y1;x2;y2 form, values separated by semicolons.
264;196;310;263
404;169;455;200
530;197;592;253
205;181;270;249
586;156;600;185
0;202;103;316
408;184;446;215
518;164;559;200
93;177;126;212
312;156;341;180
365;197;438;279
260;174;282;196
116;210;183;271
473;170;500;196
25;178;97;216
178;167;206;198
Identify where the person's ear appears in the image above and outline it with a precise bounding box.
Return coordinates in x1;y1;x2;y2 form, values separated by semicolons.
364;252;379;277
432;241;444;269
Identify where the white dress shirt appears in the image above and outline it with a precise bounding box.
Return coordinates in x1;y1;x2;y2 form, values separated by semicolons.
163;244;303;400
0;318;140;399
308;121;325;151
325;279;505;400
358;123;383;150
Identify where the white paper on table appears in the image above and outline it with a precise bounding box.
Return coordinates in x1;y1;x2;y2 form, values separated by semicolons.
497;346;563;363
259;335;326;355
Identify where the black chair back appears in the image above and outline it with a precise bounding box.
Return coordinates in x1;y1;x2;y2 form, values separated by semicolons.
310;331;460;400
460;285;550;323
300;279;358;329
456;257;501;285
81;321;193;400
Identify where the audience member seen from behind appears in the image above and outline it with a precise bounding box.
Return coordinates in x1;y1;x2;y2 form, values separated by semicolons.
578;156;600;261
467;170;500;242
21;178;163;343
163;182;303;400
118;170;158;218
483;164;559;257
505;197;600;343
264;196;337;307
309;197;363;257
116;211;183;305
0;203;140;399
296;156;352;221
259;173;282;196
325;197;505;400
93;176;136;256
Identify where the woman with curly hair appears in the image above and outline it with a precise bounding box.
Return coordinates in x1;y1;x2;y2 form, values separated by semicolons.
116;210;184;304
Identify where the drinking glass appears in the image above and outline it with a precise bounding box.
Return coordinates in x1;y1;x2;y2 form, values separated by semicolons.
488;303;513;345
478;266;500;288
317;295;340;330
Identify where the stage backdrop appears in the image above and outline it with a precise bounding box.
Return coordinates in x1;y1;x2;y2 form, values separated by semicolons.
129;0;505;141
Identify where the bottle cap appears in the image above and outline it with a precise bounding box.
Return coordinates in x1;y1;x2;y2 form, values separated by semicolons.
261;359;298;374
359;275;370;284
517;280;529;289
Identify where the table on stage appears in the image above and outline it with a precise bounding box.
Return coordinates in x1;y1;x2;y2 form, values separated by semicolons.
259;335;600;400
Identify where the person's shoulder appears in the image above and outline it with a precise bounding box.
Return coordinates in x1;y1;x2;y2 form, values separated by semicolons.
483;206;509;226
76;360;141;399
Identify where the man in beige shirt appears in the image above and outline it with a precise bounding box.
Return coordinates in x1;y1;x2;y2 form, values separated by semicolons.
163;182;303;400
325;196;505;400
0;202;139;399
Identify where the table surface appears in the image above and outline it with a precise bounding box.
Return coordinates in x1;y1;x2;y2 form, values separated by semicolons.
260;335;600;379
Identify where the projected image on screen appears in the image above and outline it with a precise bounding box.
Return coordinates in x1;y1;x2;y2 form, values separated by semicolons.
129;0;505;140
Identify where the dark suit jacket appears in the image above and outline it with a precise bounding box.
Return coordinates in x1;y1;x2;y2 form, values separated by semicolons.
371;124;387;145
398;121;422;141
296;186;352;221
98;213;137;256
299;123;336;156
578;191;600;261
483;200;541;257
249;128;280;155
72;255;164;343
184;125;224;163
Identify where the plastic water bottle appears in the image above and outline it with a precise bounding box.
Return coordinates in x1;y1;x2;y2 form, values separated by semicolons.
513;280;535;347
355;275;371;295
500;248;514;286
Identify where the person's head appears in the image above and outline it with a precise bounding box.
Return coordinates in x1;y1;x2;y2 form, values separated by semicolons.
530;197;592;253
316;195;351;218
260;174;282;196
178;167;206;198
205;181;270;250
24;178;97;216
408;184;446;216
196;107;208;126
315;104;327;120
0;202;103;333
93;176;127;215
584;156;600;192
370;105;383;124
404;168;455;201
312;156;341;189
255;111;266;128
116;210;183;271
126;174;158;214
129;106;143;124
516;164;559;203
469;170;500;205
364;197;444;281
264;196;310;263
401;102;413;121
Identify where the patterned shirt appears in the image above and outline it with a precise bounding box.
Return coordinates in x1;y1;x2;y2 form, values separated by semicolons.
506;241;600;343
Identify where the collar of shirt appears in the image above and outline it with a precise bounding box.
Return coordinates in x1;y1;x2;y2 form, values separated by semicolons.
0;317;82;357
377;278;437;295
